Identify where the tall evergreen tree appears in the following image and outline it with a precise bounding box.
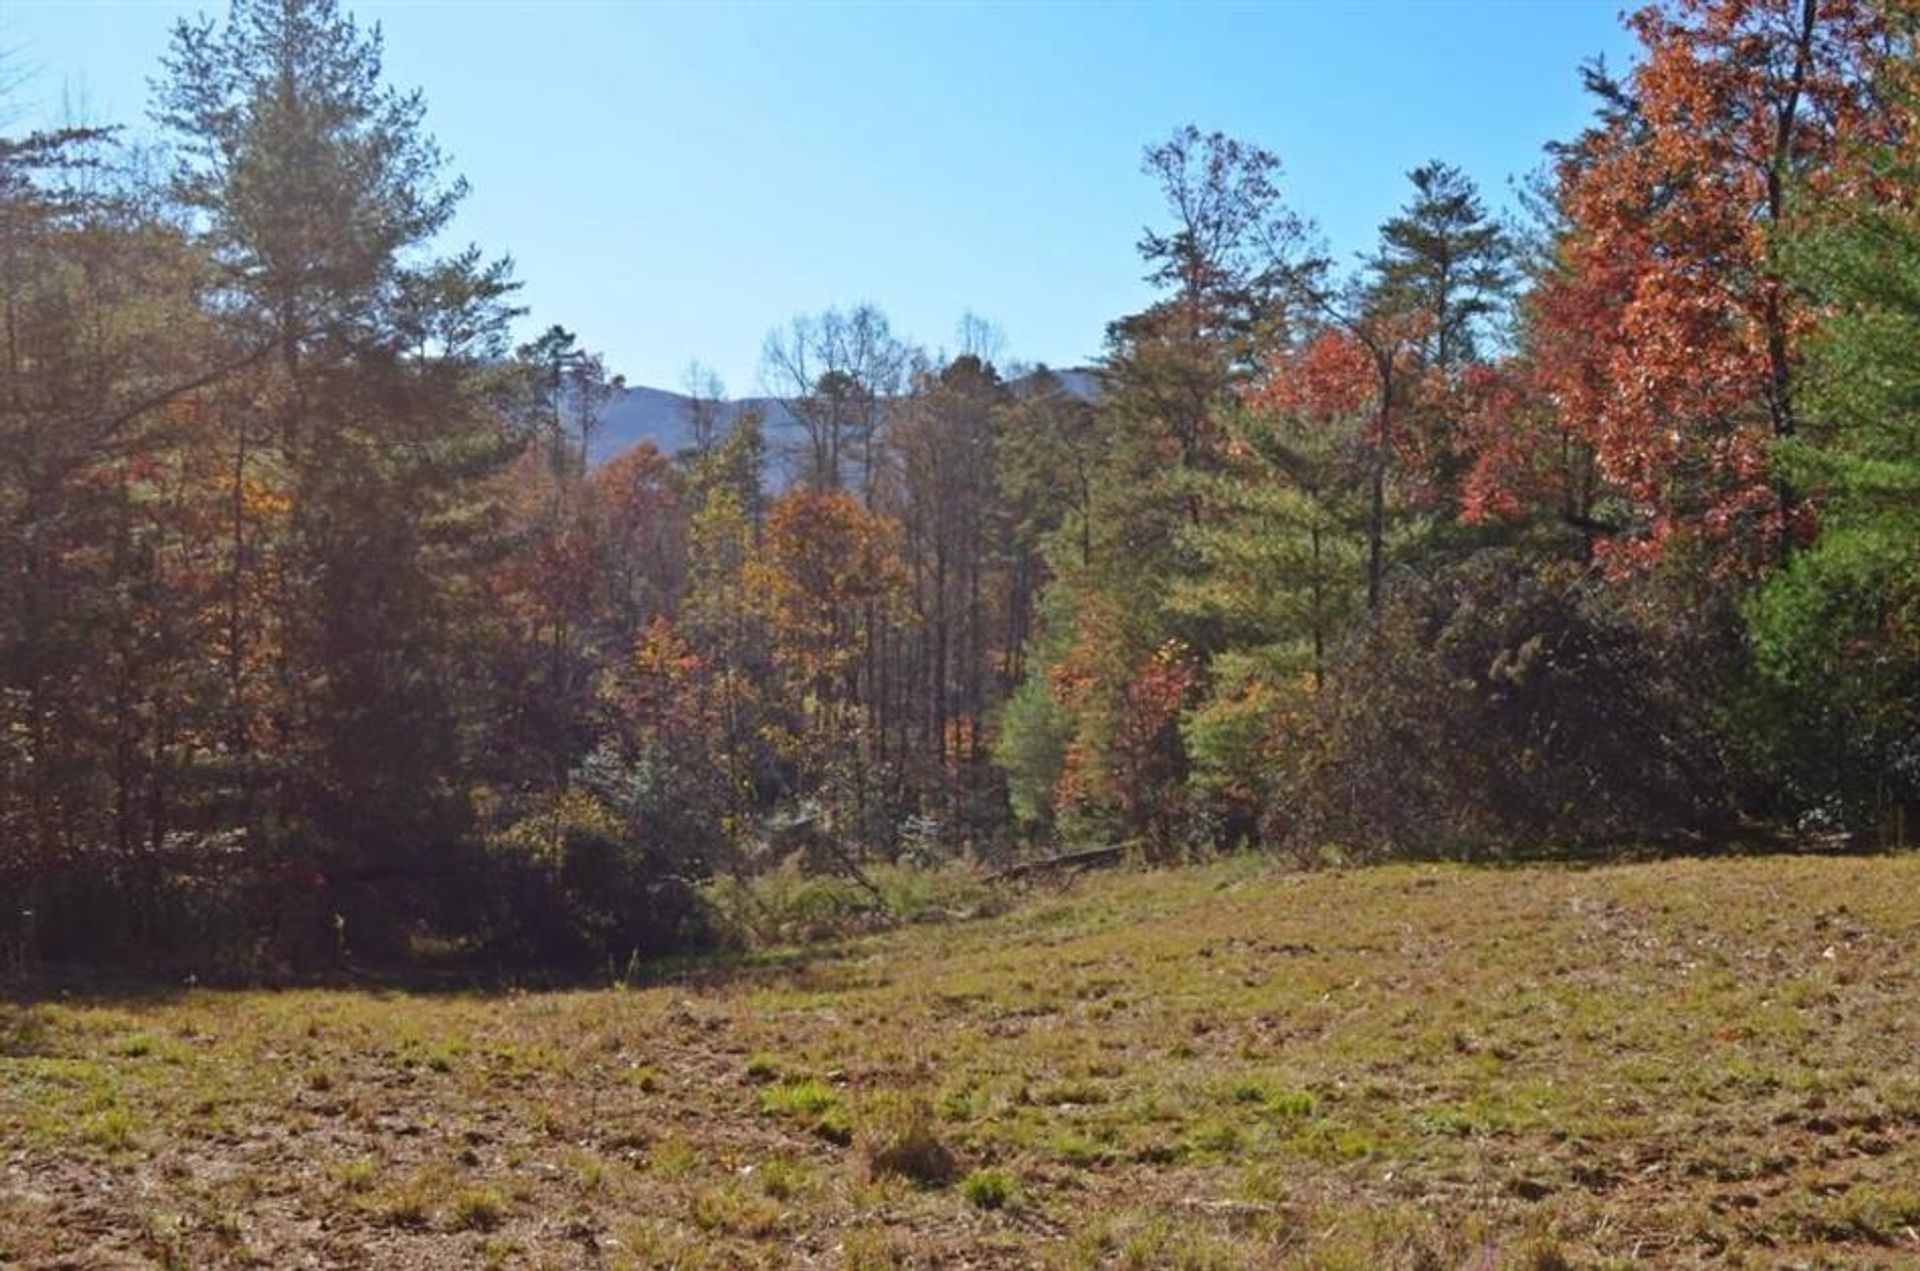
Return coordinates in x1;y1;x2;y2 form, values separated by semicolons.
1367;161;1516;542
154;0;521;923
1749;111;1920;833
1370;161;1514;378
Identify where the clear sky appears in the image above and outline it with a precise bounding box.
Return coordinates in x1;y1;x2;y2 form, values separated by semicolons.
5;1;1639;394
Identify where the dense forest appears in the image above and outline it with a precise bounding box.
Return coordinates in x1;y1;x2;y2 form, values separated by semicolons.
4;0;1917;974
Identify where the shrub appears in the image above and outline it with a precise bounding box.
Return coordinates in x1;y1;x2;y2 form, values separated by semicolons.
1276;553;1738;858
481;785;710;968
1745;521;1920;835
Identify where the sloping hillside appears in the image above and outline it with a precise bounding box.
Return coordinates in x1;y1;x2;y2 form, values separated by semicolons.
586;386;795;465
6;853;1920;1266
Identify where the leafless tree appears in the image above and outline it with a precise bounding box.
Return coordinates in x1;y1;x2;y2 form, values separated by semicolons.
760;303;912;502
682;359;727;457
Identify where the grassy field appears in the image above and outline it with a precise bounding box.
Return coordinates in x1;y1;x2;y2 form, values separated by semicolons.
5;853;1920;1268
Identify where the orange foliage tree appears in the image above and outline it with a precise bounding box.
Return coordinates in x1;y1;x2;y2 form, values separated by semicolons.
750;489;911;846
1540;0;1895;570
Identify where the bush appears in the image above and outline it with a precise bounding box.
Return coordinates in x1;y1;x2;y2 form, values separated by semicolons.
482;786;710;969
1276;553;1738;858
1745;520;1920;835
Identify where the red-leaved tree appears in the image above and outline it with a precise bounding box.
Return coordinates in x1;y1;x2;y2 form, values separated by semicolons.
1541;0;1895;571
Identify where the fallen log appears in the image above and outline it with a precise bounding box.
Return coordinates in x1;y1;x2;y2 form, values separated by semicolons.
983;844;1127;883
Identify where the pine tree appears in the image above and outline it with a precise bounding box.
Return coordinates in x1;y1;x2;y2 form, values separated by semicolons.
1370;161;1514;378
1749;112;1920;831
1366;161;1516;544
154;0;521;928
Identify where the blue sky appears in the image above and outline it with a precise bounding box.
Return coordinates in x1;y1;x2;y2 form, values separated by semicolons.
5;1;1638;394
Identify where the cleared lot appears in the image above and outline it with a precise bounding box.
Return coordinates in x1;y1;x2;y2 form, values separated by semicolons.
5;853;1920;1267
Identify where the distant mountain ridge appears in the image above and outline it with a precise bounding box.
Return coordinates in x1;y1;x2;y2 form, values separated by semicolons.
583;386;793;466
586;366;1102;467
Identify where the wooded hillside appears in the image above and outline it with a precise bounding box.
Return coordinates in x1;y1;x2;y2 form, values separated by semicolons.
5;0;1918;973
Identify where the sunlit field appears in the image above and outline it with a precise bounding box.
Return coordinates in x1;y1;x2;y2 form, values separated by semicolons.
9;0;1920;1265
7;852;1920;1268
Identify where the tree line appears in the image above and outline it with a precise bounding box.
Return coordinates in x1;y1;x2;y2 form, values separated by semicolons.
4;0;1917;973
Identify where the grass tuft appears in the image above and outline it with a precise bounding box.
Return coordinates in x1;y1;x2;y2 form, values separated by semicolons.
450;1187;505;1232
961;1166;1016;1210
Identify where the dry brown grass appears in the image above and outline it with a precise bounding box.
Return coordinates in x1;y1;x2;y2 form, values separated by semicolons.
5;852;1920;1266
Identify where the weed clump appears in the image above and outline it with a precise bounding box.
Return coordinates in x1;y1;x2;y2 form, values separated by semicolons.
864;1123;957;1186
861;1092;959;1186
758;1076;852;1144
83;1107;137;1152
961;1167;1015;1210
333;1158;378;1194
451;1186;505;1231
757;1156;809;1200
377;1186;431;1230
